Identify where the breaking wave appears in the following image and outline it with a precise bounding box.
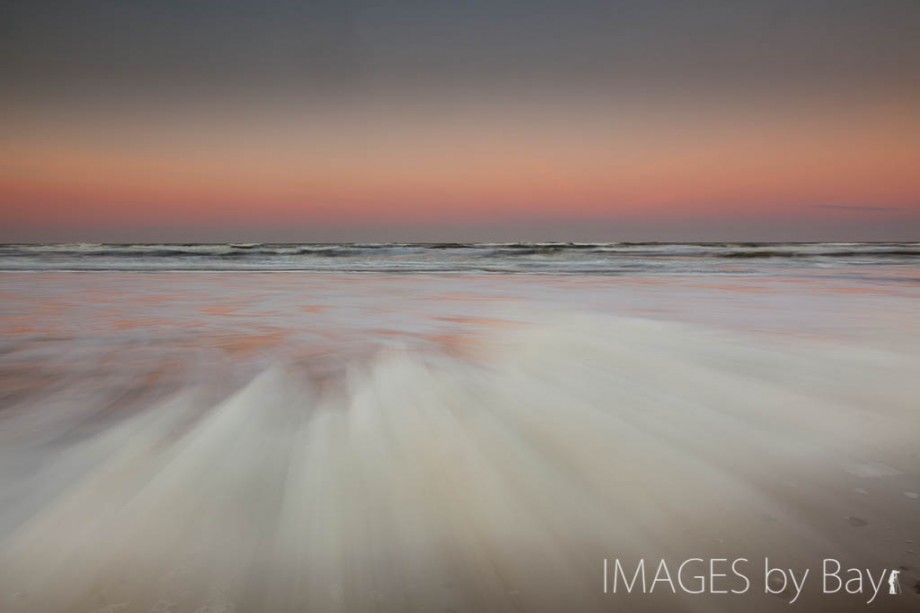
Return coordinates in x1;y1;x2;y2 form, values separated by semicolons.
1;242;919;274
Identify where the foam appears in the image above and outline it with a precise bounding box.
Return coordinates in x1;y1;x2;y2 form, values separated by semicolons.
1;313;919;611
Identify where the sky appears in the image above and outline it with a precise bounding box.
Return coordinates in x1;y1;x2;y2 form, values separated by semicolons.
1;0;919;242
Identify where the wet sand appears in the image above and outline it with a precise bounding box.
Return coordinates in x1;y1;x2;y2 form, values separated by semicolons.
0;272;918;612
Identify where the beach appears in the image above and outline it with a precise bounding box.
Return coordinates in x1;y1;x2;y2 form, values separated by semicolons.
0;243;918;611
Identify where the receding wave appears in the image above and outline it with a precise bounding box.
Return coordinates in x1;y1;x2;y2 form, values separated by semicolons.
0;312;917;612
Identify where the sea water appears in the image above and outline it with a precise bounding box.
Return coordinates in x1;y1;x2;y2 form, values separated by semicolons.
0;244;918;611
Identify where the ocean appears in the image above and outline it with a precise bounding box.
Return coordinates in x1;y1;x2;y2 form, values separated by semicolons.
2;241;919;274
0;243;918;611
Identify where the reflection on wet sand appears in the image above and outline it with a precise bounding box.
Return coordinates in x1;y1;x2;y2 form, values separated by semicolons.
0;272;919;612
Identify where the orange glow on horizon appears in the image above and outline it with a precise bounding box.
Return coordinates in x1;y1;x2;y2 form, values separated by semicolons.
2;96;919;234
